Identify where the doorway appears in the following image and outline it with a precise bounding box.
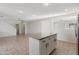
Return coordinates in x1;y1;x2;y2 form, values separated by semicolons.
16;23;25;35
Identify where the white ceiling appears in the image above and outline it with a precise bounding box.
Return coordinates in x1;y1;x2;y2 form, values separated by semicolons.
0;3;79;21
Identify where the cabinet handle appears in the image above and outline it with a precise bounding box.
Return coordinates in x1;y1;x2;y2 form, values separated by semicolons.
46;43;49;48
49;38;50;40
42;40;46;42
49;37;52;39
54;39;56;41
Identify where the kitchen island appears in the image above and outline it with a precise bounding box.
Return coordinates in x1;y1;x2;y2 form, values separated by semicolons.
28;33;57;55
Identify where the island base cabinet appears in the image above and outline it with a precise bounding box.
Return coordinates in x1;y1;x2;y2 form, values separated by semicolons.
40;36;56;55
29;37;40;55
29;34;57;55
46;38;52;54
40;43;47;55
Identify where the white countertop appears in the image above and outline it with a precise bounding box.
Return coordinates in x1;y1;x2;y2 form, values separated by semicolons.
28;33;57;40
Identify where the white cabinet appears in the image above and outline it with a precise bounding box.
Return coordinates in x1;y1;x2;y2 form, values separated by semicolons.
40;39;47;55
50;35;57;51
40;37;51;55
48;38;53;54
41;34;57;55
45;38;52;54
29;34;57;55
40;35;57;55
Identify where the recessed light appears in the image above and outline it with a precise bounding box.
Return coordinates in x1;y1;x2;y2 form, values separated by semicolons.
64;9;68;12
43;3;49;6
32;14;37;17
18;10;23;14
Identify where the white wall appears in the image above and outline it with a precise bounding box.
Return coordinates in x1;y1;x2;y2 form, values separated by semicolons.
0;20;16;37
25;23;27;34
0;19;28;37
27;19;51;37
54;20;77;43
27;16;77;44
41;19;51;37
27;21;41;34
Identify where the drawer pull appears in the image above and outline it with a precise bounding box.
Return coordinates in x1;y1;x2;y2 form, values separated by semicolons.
42;40;46;42
46;43;49;48
49;38;50;40
54;39;56;41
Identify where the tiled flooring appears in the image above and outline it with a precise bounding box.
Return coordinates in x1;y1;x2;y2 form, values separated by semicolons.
52;40;77;55
0;35;28;55
0;35;77;55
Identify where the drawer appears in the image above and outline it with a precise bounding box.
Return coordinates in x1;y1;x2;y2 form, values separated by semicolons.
50;35;57;39
40;37;49;43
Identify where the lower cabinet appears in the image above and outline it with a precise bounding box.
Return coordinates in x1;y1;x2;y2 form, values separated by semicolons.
48;38;52;54
50;35;57;51
40;41;47;55
40;34;57;55
29;34;57;55
40;37;51;55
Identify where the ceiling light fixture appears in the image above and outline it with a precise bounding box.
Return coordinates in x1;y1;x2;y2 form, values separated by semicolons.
18;10;23;14
43;3;49;6
64;9;68;12
32;14;37;17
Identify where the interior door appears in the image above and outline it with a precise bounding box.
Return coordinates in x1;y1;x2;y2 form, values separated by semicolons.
21;24;25;35
16;24;19;35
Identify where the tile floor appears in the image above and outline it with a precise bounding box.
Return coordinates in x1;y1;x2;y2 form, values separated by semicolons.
0;35;77;55
0;35;28;55
52;40;77;55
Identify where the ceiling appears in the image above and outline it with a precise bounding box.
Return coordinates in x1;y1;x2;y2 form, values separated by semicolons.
0;3;79;21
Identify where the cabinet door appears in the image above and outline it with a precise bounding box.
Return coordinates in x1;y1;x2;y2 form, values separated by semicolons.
40;36;56;55
50;35;57;51
52;38;55;50
40;39;47;55
46;38;52;54
53;38;57;49
40;37;52;55
50;36;54;51
40;42;47;55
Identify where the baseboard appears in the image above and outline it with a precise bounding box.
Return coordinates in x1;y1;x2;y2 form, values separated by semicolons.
58;40;77;45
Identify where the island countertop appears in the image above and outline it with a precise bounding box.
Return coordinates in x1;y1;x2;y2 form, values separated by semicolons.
28;33;57;40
